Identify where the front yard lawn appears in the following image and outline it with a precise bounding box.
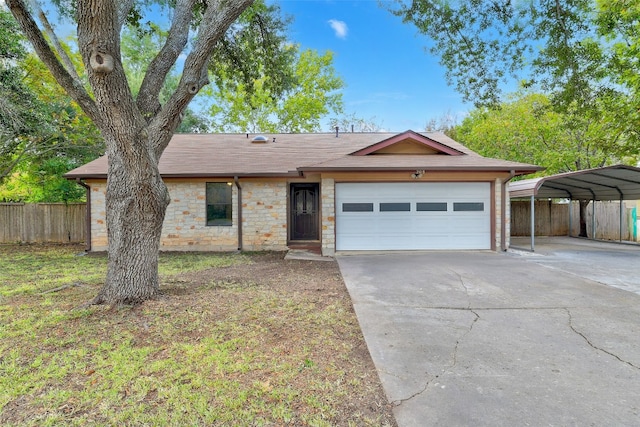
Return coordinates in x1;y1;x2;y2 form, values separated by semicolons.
0;245;395;426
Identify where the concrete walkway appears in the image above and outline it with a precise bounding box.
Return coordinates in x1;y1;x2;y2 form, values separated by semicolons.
337;250;640;426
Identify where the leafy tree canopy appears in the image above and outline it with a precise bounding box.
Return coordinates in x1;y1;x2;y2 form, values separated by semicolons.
391;0;608;107
118;0;344;133
392;0;639;159
4;0;305;304
209;47;343;133
1;9;103;201
454;92;633;175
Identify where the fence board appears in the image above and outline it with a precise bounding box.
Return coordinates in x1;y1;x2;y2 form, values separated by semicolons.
0;203;86;244
512;200;633;241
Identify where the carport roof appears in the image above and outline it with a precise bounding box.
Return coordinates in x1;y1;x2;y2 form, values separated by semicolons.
509;165;640;200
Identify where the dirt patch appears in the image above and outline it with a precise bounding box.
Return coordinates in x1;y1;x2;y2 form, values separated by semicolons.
0;247;397;426
159;252;397;425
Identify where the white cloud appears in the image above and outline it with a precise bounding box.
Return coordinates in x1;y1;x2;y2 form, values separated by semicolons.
328;19;348;39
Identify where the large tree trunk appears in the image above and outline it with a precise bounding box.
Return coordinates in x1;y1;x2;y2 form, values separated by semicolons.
8;0;254;305
578;199;589;238
93;134;170;305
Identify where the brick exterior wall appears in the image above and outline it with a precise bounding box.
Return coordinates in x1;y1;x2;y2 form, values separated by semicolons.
320;177;336;256
86;174;510;253
504;179;512;248
87;181;107;250
494;178;502;250
86;179;289;252
240;180;288;251
162;181;238;251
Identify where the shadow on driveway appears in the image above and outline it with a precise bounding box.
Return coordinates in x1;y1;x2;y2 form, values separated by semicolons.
337;249;640;427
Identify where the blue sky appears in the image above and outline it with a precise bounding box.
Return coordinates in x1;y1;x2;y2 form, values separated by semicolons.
12;0;471;133
273;0;471;131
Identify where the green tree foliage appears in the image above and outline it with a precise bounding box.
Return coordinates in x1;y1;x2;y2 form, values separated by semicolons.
390;0;603;106
391;0;639;158
120;24;209;133
596;0;640;144
119;1;344;134
455;93;627;175
0;10;103;202
210;1;297;108
0;158;86;202
597;1;640;92
209;46;343;133
207;1;343;133
0;9;51;174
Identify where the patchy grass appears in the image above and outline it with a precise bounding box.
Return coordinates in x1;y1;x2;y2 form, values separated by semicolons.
0;245;396;426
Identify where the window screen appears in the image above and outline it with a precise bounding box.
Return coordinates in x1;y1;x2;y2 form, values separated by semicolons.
206;183;232;226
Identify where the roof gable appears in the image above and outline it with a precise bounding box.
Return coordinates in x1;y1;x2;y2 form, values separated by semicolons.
351;130;464;156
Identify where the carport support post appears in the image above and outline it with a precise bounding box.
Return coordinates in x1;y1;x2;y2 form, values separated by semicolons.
592;199;596;240
568;200;573;237
620;197;624;242
530;195;535;252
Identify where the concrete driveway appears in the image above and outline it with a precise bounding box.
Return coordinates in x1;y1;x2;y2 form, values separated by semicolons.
337;246;640;426
510;236;640;295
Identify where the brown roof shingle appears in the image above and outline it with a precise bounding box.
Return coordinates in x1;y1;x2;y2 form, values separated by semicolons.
65;131;542;179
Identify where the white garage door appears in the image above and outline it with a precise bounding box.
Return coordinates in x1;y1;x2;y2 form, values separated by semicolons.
335;182;491;250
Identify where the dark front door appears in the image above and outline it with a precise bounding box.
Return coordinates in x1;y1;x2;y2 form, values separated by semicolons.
290;183;319;240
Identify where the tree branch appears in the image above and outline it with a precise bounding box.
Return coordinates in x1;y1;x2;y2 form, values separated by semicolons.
26;0;82;83
152;0;255;158
116;0;136;28
6;0;101;126
137;0;195;119
0;133;68;178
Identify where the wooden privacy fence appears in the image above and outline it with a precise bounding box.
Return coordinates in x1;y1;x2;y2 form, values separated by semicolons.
0;203;86;244
511;200;634;241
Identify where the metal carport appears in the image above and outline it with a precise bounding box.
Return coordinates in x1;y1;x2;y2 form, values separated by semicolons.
509;165;640;251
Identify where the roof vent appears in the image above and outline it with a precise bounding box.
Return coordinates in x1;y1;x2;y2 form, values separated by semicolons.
251;135;268;144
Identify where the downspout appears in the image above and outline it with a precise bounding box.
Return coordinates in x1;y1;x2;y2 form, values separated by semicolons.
234;176;243;251
75;178;91;252
501;170;516;251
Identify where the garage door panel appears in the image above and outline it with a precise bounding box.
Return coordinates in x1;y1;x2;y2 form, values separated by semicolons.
336;182;491;250
453;217;490;230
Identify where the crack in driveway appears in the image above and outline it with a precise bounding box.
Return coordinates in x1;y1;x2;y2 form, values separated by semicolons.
450;268;472;309
565;307;640;371
391;305;640;408
392;307;480;407
339;249;640;425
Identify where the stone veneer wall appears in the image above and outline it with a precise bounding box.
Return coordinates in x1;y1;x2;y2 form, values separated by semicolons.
320;177;336;256
494;178;502;250
86;179;288;252
240;180;288;251
162;181;238;251
503;178;511;248
87;181;107;250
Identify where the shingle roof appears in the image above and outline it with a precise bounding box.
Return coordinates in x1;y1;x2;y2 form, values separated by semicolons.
65;131;542;179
